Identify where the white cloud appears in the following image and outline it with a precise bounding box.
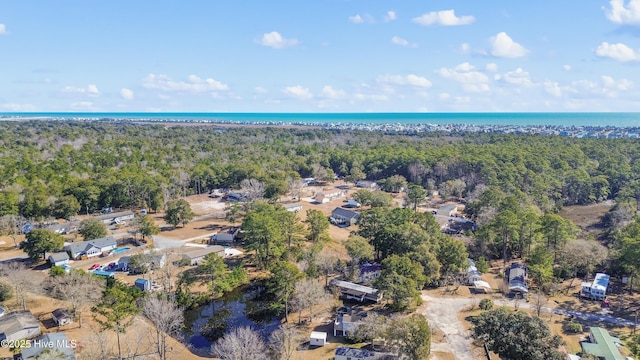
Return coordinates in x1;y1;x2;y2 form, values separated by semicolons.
0;24;7;35
377;74;432;88
604;0;640;25
438;93;451;101
501;68;534;87
391;36;417;48
1;103;36;111
321;86;347;99
489;32;529;58
602;75;633;90
460;43;471;54
384;11;397;22
485;63;498;72
61;84;100;96
70;101;96;110
283;85;313;100
595;42;640;62
142;73;229;92
349;14;374;24
463;84;491;93
253;87;267;94
563;64;572;71
120;88;134;100
437;62;489;84
544;81;564;98
353;93;389;101
258;31;298;49
412;10;475;26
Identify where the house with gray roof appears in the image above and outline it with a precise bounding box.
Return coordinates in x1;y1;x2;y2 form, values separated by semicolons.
64;236;117;259
330;208;360;226
48;252;70;266
0;311;41;342
21;332;76;359
182;246;225;266
95;211;135;224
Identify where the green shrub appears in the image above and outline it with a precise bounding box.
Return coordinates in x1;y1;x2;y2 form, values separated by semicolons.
0;282;12;302
479;298;494;311
50;266;65;276
566;321;583;333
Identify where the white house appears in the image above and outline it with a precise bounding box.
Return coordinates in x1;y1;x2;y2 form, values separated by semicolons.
581;273;610;300
334;310;366;337
48;252;70;266
64;236;117;259
355;180;377;190
0;311;41;342
211;227;240;243
282;202;303;213
437;204;458;217
95;211;135;225
309;331;327;347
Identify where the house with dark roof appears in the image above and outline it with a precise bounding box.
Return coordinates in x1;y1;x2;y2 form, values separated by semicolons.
330;208;360;226
580;327;624;360
0;311;41;342
20;333;76;359
64;236;117;259
357;263;382;284
51;308;72;326
48;252;70;267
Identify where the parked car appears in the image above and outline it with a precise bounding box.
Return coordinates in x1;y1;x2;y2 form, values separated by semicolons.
89;263;101;270
106;262;117;271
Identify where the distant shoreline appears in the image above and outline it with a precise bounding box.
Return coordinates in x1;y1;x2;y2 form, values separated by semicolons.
2;112;640;138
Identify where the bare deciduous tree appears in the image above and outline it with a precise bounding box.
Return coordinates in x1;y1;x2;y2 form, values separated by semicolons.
0;262;40;310
81;324;114;360
532;291;548;318
563;239;608;291
211;327;268;360
291;279;327;323
240;179;265;203
316;248;339;287
143;296;184;360
0;215;25;248
45;270;105;328
287;179;306;201
269;325;302;360
122;318;156;360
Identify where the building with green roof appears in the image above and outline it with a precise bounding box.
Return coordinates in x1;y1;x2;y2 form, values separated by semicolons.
580;326;624;360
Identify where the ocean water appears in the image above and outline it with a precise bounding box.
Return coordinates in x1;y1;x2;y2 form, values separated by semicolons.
2;112;640;127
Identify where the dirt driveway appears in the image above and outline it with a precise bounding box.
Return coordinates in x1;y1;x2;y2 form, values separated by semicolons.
419;294;475;360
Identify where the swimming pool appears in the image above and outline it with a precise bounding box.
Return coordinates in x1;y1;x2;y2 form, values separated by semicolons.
112;247;130;254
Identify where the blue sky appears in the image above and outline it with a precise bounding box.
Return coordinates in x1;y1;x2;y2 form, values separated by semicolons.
1;0;640;112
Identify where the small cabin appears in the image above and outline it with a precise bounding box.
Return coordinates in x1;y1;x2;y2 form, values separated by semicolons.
135;278;150;292
51;308;72;327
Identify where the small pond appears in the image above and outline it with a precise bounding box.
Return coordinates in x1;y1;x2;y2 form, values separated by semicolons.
183;285;281;356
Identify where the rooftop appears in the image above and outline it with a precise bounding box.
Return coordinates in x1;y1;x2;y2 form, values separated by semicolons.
581;327;623;360
331;207;360;220
65;236;116;255
182;246;225;259
331;280;379;295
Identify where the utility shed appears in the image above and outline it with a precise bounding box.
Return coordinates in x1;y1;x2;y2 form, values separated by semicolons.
309;331;327;346
135;278;150;292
